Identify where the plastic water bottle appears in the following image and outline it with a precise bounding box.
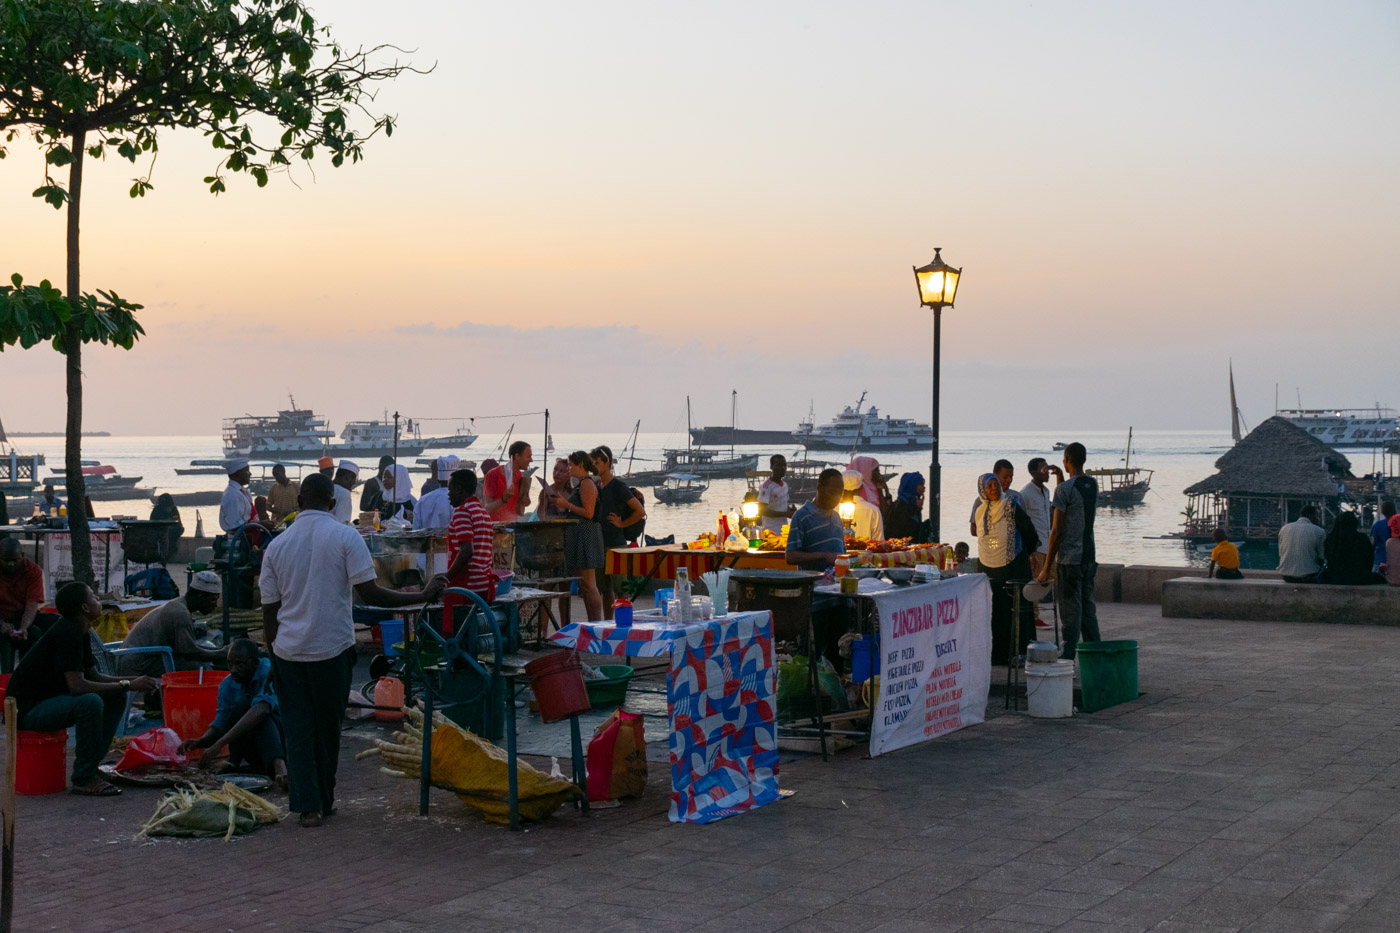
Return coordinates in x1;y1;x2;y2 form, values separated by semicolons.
675;567;692;622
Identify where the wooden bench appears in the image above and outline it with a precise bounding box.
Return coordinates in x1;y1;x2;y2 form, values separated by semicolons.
1161;577;1400;626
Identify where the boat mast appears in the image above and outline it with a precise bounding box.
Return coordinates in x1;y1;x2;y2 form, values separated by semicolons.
730;389;737;460
1125;427;1133;472
625;419;640;475
1229;361;1241;445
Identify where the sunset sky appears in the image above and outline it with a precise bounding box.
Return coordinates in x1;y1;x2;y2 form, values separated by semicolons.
2;0;1397;437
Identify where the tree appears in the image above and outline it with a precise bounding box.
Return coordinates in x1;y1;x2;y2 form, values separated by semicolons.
0;0;423;583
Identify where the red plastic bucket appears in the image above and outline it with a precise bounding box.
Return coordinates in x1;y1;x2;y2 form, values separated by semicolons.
161;669;229;744
16;731;67;795
524;652;592;723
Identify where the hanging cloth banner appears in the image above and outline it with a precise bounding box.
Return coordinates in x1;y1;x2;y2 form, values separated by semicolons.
868;573;993;757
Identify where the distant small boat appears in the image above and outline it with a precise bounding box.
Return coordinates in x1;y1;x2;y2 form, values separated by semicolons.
653;473;708;505
1052;442;1068;451
175;459;228;475
1087;427;1152;507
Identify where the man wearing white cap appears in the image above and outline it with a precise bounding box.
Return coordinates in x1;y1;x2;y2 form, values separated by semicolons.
117;570;229;685
220;459;256;534
332;460;359;524
843;470;885;541
414;457;459;575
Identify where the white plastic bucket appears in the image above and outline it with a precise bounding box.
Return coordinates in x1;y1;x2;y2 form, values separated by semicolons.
1025;660;1075;718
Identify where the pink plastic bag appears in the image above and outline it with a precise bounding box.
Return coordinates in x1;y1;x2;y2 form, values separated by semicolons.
115;727;188;773
585;710;646;802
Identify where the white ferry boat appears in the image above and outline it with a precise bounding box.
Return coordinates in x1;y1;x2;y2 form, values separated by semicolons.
343;418;478;452
1277;407;1398;448
223;402;428;459
793;393;933;450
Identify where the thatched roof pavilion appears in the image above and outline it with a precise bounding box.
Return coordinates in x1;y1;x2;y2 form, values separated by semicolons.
1184;417;1352;538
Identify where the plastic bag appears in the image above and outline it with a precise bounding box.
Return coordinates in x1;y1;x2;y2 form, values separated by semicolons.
93;608;129;644
116;727;188;773
586;710;647;802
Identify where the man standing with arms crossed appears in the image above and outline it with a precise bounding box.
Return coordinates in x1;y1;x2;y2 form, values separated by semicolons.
260;474;443;827
1036;443;1100;661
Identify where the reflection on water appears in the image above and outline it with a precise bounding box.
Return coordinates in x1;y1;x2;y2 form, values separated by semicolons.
13;429;1264;568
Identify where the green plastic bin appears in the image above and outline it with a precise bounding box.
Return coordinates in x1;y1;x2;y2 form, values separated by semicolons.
1076;640;1138;712
584;665;635;707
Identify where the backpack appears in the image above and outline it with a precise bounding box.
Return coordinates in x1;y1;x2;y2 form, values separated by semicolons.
124;567;181;600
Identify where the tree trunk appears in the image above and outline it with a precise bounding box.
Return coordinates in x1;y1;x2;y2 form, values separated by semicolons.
64;128;93;587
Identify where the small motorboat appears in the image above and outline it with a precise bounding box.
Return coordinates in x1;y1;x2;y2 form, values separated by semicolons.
652;473;708;505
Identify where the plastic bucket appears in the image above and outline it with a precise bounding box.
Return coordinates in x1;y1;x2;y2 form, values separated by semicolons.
1025;660;1075;718
16;731;68;795
379;620;405;657
524;652;592;723
1076;640;1139;713
851;634;879;684
161;669;230;743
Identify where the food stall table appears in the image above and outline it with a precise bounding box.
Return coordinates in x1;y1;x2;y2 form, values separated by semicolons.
604;545;804;583
809;574;993;758
550;611;778;823
0;523;126;599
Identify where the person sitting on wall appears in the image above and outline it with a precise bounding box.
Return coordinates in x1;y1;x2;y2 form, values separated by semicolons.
1207;529;1243;580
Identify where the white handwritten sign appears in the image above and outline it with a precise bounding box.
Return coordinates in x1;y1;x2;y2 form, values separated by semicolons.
869;573;992;757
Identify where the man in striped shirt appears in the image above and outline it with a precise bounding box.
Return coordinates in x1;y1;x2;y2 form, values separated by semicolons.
435;469;495;631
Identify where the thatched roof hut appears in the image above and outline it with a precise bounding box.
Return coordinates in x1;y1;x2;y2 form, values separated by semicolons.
1185;416;1352;498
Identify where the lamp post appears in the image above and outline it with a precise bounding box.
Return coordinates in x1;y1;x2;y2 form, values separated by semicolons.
912;247;961;542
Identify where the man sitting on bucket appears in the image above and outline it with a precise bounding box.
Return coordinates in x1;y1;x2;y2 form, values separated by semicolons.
6;582;160;796
179;638;287;789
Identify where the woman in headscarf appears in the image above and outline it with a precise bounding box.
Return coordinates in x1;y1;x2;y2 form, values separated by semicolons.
973;474;1041;665
884;472;926;541
378;463;415;521
359;455;395;513
846;456;891;512
149;492;183;528
1320;511;1383;585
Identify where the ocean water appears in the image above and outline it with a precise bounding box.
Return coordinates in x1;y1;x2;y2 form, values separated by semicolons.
9;430;1273;568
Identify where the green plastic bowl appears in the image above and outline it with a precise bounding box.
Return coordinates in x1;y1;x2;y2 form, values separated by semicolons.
584;664;634;707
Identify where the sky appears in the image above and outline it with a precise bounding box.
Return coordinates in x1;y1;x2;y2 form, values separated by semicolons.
2;0;1397;439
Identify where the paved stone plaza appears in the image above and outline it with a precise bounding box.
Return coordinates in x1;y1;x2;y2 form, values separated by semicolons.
11;604;1400;933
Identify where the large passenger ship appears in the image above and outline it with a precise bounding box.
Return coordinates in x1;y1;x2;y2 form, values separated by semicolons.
793;393;933;450
1277;407;1398;448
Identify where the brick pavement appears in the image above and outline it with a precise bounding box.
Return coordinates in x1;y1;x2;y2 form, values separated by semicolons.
6;603;1400;932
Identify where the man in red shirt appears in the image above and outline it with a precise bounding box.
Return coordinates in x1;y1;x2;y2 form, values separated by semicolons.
0;538;50;669
436;469;496;632
482;441;533;524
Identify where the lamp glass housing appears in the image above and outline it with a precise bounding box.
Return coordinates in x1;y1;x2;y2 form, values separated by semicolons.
913;248;962;309
741;499;760;521
838;498;856;523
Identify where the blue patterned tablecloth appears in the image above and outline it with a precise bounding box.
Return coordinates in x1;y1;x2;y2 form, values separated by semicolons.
550;611;778;823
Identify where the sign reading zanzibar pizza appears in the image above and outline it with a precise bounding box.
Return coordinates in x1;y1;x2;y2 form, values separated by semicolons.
869;574;993;757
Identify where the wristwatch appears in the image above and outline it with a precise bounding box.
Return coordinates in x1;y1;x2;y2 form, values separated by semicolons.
120;679;131;689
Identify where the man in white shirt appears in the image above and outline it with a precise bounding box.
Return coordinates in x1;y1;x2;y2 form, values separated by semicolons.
1019;457;1062;579
219;459;255;534
413;456;458;577
843;471;884;541
331;460;358;524
260;474;443;827
758;454;796;534
1277;506;1327;583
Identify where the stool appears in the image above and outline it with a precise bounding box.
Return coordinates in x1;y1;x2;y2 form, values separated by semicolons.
16;730;68;795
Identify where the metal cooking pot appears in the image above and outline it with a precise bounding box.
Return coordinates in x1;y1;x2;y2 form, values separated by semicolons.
1026;641;1060;664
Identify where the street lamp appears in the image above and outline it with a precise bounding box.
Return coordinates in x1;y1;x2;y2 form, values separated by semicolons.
912;247;962;542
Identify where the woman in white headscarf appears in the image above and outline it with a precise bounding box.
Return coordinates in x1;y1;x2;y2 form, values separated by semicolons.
973;473;1040;667
379;463;415;522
